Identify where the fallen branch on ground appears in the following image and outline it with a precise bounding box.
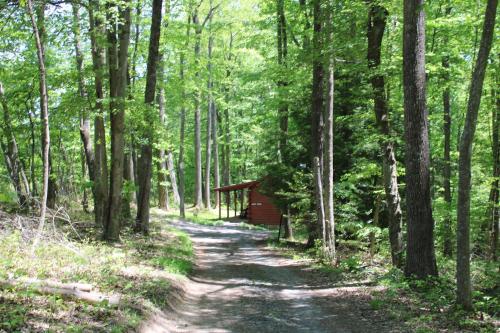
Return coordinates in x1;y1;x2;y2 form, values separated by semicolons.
0;277;121;306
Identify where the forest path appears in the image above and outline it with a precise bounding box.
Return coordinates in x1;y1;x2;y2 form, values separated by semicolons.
145;219;406;333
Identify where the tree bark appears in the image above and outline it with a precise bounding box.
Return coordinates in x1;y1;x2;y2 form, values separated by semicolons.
27;0;50;246
456;0;497;310
105;0;132;241
442;47;453;258
88;0;108;228
276;0;293;239
324;0;335;263
178;19;190;218
367;2;403;268
491;58;500;261
193;9;203;208
204;7;215;209
136;0;163;234
212;102;220;208
156;0;170;211
72;3;94;184
0;83;29;207
309;0;324;247
34;3;56;210
403;0;438;278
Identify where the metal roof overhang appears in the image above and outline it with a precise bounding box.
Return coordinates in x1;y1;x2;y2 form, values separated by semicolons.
213;180;260;192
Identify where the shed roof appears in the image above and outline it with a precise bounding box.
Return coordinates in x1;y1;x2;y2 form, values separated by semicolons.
213;180;260;192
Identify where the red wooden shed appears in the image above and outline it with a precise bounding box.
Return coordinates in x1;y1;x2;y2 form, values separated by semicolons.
213;181;282;225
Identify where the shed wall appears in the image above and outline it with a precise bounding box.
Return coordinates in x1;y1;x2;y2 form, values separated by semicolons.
248;189;282;225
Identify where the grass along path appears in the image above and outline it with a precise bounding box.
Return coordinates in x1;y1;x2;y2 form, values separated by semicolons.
0;208;193;332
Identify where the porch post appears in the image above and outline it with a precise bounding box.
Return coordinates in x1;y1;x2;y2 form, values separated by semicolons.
234;191;237;216
226;191;230;218
218;191;221;219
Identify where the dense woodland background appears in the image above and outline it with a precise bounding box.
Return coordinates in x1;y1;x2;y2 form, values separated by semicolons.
0;0;499;329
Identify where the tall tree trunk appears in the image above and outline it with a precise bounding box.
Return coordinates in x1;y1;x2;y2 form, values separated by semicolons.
27;0;50;245
456;0;497;310
122;151;132;219
136;0;163;234
367;2;403;268
277;0;293;239
72;4;94;183
34;3;56;210
105;0;131;240
324;0;335;263
88;0;108;228
204;8;214;209
491;59;500;261
156;0;170;211
0;83;28;207
27;105;37;197
223;32;233;188
178;19;190;218
442;41;453;258
212;103;220;208
403;0;438;278
157;86;169;210
193;9;203;208
166;150;180;205
309;0;324;247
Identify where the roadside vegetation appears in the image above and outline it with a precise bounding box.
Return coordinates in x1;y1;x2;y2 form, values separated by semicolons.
0;206;193;332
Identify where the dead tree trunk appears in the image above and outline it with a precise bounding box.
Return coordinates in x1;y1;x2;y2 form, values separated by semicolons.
403;0;438;278
456;0;497;310
367;2;403;268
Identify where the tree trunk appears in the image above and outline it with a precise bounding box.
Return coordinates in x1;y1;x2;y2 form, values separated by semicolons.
27;106;37;197
166;150;180;205
212;102;220;208
309;0;324;247
456;0;497;310
442;48;453;258
193;10;203;208
121;152;132;219
136;0;163;234
178;19;189;218
34;3;56;210
367;2;403;268
491;59;500;261
403;0;438;278
204;10;215;209
72;4;94;184
27;0;50;245
104;0;131;241
324;0;335;263
277;0;293;239
0;83;28;207
157;90;169;210
88;0;108;228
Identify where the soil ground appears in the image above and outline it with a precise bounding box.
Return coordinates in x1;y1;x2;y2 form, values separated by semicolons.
142;219;408;333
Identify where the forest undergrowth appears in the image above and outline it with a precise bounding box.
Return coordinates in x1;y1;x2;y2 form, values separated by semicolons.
0;205;193;332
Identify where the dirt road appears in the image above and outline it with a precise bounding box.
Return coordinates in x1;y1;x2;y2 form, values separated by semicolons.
146;220;406;333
